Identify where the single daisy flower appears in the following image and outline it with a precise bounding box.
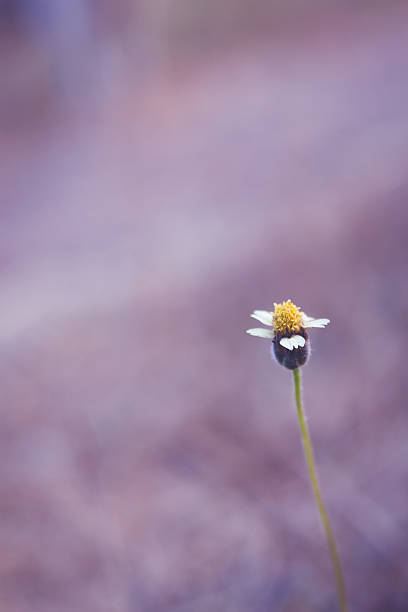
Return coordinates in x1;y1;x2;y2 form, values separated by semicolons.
246;299;330;370
246;300;347;610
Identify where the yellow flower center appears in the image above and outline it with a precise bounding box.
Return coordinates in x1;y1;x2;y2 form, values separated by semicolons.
272;300;304;334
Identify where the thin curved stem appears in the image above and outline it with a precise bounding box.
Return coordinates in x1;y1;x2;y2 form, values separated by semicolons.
293;368;348;612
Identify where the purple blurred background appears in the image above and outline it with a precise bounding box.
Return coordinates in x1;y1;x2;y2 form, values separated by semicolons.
1;2;408;611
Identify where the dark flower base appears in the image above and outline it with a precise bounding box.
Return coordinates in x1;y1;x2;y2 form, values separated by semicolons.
272;331;309;370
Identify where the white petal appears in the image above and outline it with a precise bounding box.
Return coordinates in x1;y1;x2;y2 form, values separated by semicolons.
250;310;274;326
280;337;294;350
292;335;306;348
246;328;274;339
303;317;330;329
279;335;306;350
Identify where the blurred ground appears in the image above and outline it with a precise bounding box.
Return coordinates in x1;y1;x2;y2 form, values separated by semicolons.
1;2;408;611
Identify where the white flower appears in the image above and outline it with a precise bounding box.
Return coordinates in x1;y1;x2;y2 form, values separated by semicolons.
246;299;330;352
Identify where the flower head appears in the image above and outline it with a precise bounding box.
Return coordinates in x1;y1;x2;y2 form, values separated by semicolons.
246;299;330;369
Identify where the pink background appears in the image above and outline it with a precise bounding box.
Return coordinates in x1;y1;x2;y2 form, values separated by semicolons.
1;2;408;610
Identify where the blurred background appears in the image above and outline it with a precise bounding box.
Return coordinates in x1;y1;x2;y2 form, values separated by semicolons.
1;1;408;611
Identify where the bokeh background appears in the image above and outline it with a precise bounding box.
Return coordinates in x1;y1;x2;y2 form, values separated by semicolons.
1;2;408;611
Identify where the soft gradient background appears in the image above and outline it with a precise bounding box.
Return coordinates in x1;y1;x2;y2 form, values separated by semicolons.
1;2;408;611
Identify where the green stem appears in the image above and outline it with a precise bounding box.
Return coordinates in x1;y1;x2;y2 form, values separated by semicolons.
293;368;348;612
